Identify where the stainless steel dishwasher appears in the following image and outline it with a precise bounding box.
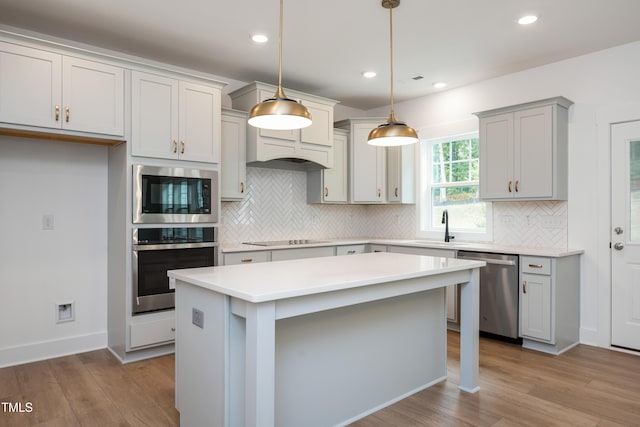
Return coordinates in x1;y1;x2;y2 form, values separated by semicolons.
457;251;520;342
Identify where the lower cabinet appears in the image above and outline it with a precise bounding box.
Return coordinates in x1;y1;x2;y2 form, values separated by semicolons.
129;312;175;349
519;255;580;354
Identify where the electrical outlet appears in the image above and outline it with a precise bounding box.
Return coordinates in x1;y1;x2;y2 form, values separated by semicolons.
192;308;204;329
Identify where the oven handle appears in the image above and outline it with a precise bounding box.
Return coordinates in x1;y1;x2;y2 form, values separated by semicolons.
457;255;516;266
133;242;218;251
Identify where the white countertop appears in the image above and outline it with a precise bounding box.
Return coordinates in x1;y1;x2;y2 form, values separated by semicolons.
221;238;583;258
168;252;485;303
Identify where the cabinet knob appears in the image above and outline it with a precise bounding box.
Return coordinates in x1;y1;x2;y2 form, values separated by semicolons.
55;105;60;122
180;140;185;154
523;280;527;294
173;139;178;153
171;327;176;332
65;106;70;123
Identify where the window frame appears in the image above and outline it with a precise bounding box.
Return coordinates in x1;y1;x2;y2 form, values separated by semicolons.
416;131;492;242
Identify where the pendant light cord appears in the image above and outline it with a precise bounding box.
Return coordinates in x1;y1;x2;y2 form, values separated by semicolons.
388;4;395;120
278;0;284;91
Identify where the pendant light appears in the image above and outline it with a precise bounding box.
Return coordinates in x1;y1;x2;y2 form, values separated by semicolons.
368;0;418;146
248;0;312;130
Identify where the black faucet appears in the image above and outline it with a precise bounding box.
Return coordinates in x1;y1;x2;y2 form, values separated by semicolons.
441;209;454;242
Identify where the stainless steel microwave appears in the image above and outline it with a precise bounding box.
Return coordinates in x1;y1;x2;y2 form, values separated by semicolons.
133;165;219;224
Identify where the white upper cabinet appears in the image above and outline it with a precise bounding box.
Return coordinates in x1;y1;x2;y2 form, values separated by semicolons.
0;41;124;136
307;129;348;204
221;109;247;201
387;144;416;204
131;71;222;163
476;97;572;200
335;118;386;204
229;82;337;169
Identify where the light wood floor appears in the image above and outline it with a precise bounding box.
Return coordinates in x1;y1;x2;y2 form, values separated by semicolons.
1;332;639;426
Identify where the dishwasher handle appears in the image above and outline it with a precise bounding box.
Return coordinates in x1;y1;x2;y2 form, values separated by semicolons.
458;255;516;266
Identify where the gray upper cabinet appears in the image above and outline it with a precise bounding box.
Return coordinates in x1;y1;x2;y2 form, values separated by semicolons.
475;97;573;200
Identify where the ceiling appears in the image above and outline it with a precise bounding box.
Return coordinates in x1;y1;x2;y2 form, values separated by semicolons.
1;0;640;110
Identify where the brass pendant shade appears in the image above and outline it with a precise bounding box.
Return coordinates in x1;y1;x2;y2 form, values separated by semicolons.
248;86;312;130
248;0;312;130
368;0;418;146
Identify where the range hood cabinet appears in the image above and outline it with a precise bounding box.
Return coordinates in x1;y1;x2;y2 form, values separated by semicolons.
229;82;338;170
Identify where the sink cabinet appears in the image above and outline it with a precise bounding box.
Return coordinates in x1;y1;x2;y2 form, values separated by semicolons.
475;97;573;200
221;109;247;200
387;245;459;324
0;41;124;136
131;70;223;163
519;255;580;354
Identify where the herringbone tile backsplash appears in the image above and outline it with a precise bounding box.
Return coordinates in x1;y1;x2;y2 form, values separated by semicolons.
220;167;567;249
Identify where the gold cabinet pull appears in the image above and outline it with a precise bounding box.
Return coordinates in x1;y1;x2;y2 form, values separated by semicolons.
180;140;185;154
515;180;519;192
240;182;245;193
377;188;381;198
523;280;527;294
171;327;176;332
173;139;178;153
395;187;399;197
508;180;512;192
241;258;253;263
324;187;328;197
55;105;60;121
528;263;543;268
65;106;70;123
347;250;356;255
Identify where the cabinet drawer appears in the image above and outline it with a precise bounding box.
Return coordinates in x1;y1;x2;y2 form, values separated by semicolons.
224;251;270;265
130;317;175;348
521;256;551;275
336;244;367;256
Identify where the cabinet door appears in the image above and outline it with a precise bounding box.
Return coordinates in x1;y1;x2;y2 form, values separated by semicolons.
323;130;348;202
221;111;247;200
131;71;179;159
62;57;124;136
514;106;553;198
520;272;552;342
178;81;221;163
479;112;514;199
387;144;415;203
351;123;384;203
300;99;333;147
0;42;61;129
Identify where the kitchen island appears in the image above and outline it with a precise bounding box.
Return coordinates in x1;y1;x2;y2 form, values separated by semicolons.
168;252;484;427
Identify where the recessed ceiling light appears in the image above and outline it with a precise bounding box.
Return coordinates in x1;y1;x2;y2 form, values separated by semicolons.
362;71;377;78
518;15;538;25
252;34;269;43
433;82;447;89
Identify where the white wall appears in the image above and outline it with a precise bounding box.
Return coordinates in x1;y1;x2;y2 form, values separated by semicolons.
367;40;640;348
0;137;108;367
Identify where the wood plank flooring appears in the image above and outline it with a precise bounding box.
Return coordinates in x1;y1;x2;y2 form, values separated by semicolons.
1;332;639;426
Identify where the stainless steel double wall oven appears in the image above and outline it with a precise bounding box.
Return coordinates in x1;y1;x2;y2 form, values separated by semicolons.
132;165;219;314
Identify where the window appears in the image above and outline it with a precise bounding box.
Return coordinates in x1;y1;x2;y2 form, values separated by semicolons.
417;132;492;241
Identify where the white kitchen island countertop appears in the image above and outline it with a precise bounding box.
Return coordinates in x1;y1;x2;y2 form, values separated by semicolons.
169;252;484;427
169;251;483;303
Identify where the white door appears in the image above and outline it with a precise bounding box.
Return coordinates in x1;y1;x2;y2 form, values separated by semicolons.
611;120;640;351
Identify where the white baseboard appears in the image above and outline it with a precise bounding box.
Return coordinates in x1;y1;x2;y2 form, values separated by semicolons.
0;332;107;368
